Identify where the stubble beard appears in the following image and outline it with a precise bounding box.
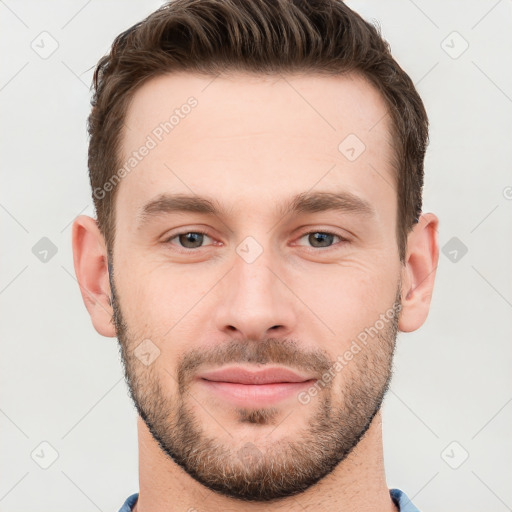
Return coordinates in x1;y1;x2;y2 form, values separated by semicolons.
111;273;400;502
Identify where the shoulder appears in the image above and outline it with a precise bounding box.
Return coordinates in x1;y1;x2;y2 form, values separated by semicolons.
390;488;421;512
118;492;139;512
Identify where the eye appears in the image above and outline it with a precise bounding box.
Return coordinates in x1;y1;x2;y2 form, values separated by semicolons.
296;231;346;248
166;231;214;249
164;230;347;251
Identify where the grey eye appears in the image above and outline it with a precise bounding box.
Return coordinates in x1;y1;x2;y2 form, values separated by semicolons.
306;232;337;248
177;232;206;248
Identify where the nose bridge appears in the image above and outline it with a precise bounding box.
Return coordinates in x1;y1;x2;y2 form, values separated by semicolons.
214;237;297;339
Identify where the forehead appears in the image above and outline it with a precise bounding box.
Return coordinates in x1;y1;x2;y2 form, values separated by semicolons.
122;71;393;149
116;71;396;223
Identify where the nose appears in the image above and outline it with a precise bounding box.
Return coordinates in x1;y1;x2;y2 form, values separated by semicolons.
213;243;298;341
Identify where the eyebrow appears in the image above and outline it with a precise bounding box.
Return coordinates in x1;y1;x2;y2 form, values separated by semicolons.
136;190;375;228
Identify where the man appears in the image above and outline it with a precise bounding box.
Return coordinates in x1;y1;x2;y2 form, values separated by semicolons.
72;0;439;510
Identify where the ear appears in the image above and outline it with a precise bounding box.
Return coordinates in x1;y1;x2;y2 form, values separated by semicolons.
72;215;116;337
398;213;439;332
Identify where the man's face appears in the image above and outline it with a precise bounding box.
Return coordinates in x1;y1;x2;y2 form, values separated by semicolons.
111;72;403;501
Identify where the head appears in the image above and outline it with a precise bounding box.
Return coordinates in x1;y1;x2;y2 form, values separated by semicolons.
73;0;438;503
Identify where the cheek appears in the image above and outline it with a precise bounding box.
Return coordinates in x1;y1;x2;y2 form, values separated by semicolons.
115;238;401;352
116;260;221;336
292;261;399;341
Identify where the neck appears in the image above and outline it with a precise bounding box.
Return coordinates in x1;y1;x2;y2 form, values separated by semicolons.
133;411;398;512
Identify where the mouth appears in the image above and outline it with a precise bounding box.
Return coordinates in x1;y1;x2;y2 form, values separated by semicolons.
196;366;317;407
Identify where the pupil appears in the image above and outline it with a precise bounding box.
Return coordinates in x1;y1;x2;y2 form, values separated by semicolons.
180;233;203;248
309;232;333;247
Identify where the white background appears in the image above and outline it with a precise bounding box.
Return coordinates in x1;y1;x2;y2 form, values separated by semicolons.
1;1;511;511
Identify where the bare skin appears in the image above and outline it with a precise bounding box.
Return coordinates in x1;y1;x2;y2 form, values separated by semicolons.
73;72;438;512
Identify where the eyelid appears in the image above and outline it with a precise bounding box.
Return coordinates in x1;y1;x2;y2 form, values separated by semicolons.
293;229;349;249
162;227;350;251
164;229;216;248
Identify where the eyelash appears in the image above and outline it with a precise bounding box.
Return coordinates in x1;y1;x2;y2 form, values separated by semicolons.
296;231;348;250
164;230;349;251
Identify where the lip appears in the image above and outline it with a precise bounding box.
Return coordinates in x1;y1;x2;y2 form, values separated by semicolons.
196;366;316;407
198;366;313;385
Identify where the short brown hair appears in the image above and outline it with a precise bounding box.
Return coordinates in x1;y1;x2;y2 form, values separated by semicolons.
88;0;428;262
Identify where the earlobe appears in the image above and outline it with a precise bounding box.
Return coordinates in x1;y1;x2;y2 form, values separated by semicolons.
398;213;439;333
72;215;116;337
